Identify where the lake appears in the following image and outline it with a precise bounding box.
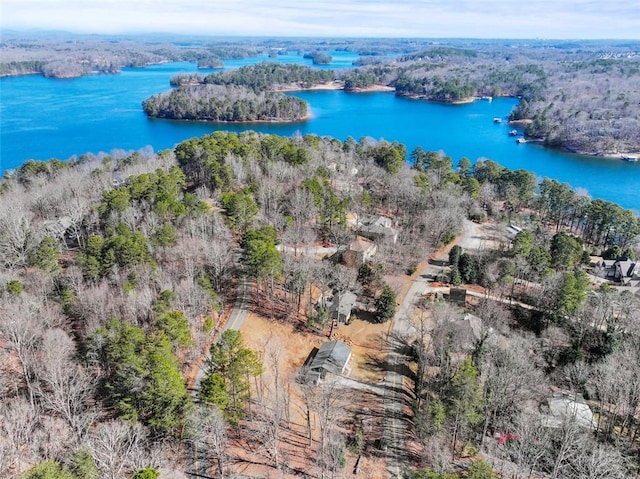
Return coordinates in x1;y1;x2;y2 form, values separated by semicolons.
1;53;638;210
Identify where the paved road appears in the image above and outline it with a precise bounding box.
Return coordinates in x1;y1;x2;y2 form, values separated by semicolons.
383;219;480;478
223;275;251;332
193;275;252;391
189;274;251;477
457;220;483;251
384;260;433;478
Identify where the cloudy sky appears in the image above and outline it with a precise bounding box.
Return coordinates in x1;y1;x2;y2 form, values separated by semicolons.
3;0;639;39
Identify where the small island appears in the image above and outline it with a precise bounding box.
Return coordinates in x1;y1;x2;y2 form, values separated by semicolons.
143;63;336;123
196;55;224;69
303;51;333;65
142;84;308;122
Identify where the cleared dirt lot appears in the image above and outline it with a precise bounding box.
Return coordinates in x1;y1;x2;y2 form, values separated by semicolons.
232;311;390;478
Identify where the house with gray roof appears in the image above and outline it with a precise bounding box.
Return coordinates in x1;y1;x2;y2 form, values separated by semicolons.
453;313;483;352
597;257;638;285
541;391;596;430
326;290;358;324
358;215;398;244
301;340;352;385
614;259;638;285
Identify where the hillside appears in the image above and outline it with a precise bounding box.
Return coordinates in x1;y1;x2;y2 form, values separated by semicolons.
1;132;639;478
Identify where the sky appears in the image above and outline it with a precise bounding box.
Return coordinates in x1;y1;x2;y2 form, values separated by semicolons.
2;0;639;39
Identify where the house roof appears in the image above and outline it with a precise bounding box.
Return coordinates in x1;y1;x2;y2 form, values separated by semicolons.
350;236;376;252
452;313;482;351
371;216;393;228
327;291;357;321
360;224;395;237
543;391;596;429
308;341;352;376
42;216;73;238
359;215;396;236
617;259;637;278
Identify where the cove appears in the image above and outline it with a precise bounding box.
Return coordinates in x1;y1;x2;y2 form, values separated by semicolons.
1;58;638;210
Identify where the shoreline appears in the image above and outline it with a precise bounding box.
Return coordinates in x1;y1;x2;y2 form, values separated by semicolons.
150;111;313;125
275;81;395;94
508;118;639;162
508;118;533;127
566;148;640;162
344;84;395;93
522;137;640;162
273;81;344;92
396;93;481;105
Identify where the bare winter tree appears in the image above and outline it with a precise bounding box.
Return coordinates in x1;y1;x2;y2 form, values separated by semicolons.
36;415;75;462
186;405;228;478
58;180;94;249
428;302;462;389
479;336;544;446
423;433;455;476
570;440;629;479
422;186;465;246
204;236;236;295
0;295;43;406
285;187;317;253
592;352;627;439
501;411;550;479
325;428;346;479
548;412;589;479
282;253;314;317
34;328;98;439
0;203;42;268
617;342;640;444
409;301;433;411
256;176;286;228
0;347;21;400
472;297;513;363
253;340;287;470
0;397;41;476
89;420;149;479
308;378;348;479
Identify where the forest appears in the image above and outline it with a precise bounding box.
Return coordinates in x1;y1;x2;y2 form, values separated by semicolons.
0;33;415;79
303;51;333;65
1;129;639;478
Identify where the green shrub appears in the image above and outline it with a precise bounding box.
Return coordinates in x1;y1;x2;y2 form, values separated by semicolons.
6;279;24;295
132;468;160;479
20;460;75;479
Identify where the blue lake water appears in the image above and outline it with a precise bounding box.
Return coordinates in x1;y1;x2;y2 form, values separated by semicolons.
1;53;638;210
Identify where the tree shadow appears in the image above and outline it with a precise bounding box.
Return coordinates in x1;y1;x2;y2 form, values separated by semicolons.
429;258;449;267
